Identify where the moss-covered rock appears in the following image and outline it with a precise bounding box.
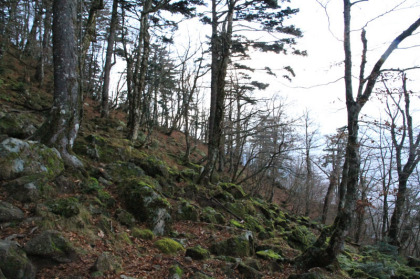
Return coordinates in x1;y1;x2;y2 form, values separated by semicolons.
91;252;122;274
131;156;170;179
0;201;24;222
168;264;183;279
0;240;36;279
201;206;225;225
220;183;246;199
119;177;171;235
154;238;185;254
105;162;145;183
235;262;262;279
0;138;64;181
47;197;80;218
24;230;77;263
176;199;199;221
210;235;252;257
0;112;41;139
186;245;210;260
256;249;283;261
116;209;136;227
288;225;316;250
132;228;154;240
0;138;64;202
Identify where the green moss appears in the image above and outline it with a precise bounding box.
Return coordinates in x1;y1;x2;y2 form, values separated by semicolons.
169;265;183;277
177;199;199;221
132;228;154;240
256;249;283;261
83;177;101;194
230;219;245;229
97;189;115;208
186;245;211;260
119;177;171;222
201;206;225;225
116;209;135;227
210;236;251;257
117;232;132;244
220;183;246;199
288;225;316;250
48;197;80;218
154;238;185;254
243;214;265;233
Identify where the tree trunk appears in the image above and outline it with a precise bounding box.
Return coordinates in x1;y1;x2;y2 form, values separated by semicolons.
34;0;83;168
321;173;336;224
198;0;234;183
128;0;152;141
101;0;118;118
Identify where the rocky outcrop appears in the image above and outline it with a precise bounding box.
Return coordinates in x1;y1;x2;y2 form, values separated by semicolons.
0;201;24;223
119;177;171;235
0;240;36;279
0;138;64;202
24;230;77;263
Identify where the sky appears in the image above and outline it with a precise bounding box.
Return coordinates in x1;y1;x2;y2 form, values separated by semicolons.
268;0;420;134
110;0;420;136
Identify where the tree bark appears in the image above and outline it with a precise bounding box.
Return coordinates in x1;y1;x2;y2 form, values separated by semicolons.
33;0;83;168
101;0;119;118
198;0;234;183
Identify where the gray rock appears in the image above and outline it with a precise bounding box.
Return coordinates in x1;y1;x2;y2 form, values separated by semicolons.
0;138;63;180
0;201;24;222
235;262;262;279
0;138;64;202
92;252;121;273
0;240;36;279
24;230;77;263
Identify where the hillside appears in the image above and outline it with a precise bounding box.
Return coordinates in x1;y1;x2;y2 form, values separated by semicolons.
1;53;419;279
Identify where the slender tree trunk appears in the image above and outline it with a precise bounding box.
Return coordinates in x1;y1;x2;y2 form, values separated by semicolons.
34;0;83;168
101;0;118;118
128;0;152;141
198;0;234;183
321;173;336;224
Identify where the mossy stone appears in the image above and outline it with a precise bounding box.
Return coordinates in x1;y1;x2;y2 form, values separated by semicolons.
210;236;251;257
176;199;199;221
132;228;154;240
256;249;283;261
186;245;210;260
47;197;80;218
105;162;145;183
24;230;77;263
288;225;316;250
154;238;185;254
119;177;171;235
116;209;136;227
169;264;183;279
220;183;246;199
201;207;225;225
0;240;36;279
92;252;122;274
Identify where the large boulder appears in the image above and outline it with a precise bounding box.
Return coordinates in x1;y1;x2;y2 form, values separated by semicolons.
0;138;64;202
24;230;77;263
210;232;254;258
119;177;171;235
0;240;36;279
0;112;40;139
0;201;24;223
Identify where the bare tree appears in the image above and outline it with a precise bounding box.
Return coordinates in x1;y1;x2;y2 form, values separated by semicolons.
383;72;420;246
297;0;420;268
